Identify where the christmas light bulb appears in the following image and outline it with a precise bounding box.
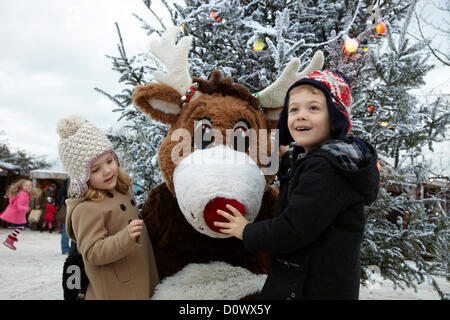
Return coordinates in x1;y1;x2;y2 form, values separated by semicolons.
210;11;221;22
344;37;358;53
252;39;264;51
376;22;386;34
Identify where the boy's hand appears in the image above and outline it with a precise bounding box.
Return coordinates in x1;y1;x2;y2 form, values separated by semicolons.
128;219;143;241
214;204;249;240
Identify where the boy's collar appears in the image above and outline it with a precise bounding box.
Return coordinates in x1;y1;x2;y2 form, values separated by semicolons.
292;139;334;158
292;145;306;161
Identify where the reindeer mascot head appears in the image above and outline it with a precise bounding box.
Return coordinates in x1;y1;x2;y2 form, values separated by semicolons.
132;27;323;299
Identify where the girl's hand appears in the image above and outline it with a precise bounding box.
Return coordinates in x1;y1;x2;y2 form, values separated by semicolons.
279;144;289;157
214;204;249;240
128;219;143;241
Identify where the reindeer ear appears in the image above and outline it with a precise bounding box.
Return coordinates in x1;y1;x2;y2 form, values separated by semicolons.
132;83;182;125
264;106;283;129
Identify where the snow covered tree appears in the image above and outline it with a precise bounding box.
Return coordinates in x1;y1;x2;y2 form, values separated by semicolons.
98;0;448;296
342;0;449;294
134;0;412;92
327;0;449;295
0;132;52;175
95;23;168;206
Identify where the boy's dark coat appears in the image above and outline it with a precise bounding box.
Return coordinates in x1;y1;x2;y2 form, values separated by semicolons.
243;139;380;300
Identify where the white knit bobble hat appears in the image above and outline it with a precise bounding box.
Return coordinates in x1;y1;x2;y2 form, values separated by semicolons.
56;115;120;197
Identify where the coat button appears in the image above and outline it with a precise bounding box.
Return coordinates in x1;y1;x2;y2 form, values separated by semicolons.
120;204;126;211
130;199;136;206
291;292;296;298
106;192;114;198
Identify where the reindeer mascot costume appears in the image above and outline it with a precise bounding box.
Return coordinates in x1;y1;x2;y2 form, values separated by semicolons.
132;27;323;299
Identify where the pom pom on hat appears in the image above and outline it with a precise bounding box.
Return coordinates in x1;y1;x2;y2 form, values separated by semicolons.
57;115;119;197
56;115;86;139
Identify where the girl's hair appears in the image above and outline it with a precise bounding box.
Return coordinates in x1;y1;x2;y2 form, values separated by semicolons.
4;179;39;198
83;168;133;202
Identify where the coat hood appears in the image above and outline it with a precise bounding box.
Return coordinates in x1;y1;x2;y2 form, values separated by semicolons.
294;137;380;205
9;190;30;204
65;197;88;242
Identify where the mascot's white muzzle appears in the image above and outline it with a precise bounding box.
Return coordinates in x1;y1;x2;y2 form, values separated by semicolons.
173;144;266;238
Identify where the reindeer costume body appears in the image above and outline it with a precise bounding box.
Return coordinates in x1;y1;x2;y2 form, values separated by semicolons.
132;28;323;299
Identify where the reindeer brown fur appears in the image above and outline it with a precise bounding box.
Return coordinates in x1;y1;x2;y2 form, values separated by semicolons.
132;27;323;299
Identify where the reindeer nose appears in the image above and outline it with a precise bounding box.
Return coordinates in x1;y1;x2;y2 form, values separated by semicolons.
203;197;245;233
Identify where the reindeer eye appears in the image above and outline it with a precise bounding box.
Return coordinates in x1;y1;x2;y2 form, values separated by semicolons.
194;118;214;150
233;120;249;132
232;120;250;153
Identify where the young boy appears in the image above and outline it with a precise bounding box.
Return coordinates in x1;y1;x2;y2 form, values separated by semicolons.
214;70;380;300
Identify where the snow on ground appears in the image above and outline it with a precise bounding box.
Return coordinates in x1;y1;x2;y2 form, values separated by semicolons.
0;228;65;300
0;228;448;300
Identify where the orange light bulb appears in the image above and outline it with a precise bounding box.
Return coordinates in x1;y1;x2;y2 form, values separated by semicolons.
376;22;386;34
210;11;221;22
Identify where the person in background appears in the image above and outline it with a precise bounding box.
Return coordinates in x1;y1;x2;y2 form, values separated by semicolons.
1;179;35;250
35;184;56;230
41;197;57;233
55;178;70;254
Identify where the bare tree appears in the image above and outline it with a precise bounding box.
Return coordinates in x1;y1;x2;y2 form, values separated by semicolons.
413;0;450;66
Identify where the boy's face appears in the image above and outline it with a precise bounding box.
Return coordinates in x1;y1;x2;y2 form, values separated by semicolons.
287;85;332;152
88;152;119;191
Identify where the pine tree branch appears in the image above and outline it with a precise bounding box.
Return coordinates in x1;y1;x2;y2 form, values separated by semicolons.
142;0;167;31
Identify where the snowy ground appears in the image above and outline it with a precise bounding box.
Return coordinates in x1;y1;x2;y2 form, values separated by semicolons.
0;228;448;300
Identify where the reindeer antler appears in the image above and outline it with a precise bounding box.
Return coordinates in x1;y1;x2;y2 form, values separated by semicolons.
257;51;324;109
150;27;194;96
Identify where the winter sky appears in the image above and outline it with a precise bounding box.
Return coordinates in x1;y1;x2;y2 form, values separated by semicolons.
0;0;449;175
0;0;155;165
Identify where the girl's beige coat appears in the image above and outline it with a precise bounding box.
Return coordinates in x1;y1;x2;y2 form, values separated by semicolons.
66;189;159;299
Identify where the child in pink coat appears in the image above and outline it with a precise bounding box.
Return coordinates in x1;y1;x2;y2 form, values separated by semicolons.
0;179;33;250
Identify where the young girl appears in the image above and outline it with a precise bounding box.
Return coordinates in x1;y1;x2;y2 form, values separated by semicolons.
1;179;34;250
57;115;159;300
41;197;57;233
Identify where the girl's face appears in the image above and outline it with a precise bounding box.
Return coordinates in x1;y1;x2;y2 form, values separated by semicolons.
22;181;32;193
88;153;119;191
